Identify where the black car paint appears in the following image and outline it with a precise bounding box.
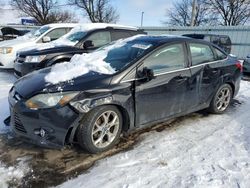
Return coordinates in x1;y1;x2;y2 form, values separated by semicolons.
8;36;241;149
14;28;145;77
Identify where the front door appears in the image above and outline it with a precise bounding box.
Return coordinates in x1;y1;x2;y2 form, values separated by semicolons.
135;43;197;126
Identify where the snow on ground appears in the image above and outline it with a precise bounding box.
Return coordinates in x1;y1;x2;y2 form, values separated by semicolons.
0;70;250;188
58;81;250;188
0;71;16;133
0;71;30;188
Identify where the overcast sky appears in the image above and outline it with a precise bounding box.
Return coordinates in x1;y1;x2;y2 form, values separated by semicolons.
1;0;174;26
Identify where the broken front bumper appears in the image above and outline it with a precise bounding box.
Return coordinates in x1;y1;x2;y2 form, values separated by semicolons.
8;90;80;149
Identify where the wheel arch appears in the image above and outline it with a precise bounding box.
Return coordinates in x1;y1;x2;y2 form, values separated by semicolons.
65;103;131;145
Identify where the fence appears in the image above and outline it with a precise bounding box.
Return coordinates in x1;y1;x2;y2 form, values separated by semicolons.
142;26;250;59
0;24;249;58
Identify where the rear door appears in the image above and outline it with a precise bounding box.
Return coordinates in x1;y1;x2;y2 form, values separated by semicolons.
188;42;223;105
135;42;198;126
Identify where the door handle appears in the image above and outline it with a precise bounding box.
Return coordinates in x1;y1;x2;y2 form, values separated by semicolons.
175;76;188;82
212;70;219;73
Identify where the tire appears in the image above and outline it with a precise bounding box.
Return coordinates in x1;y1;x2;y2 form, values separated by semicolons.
77;105;123;153
208;83;233;114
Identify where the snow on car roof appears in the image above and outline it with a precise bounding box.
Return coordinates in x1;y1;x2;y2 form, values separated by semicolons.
45;23;79;28
44;23;139;30
71;23;139;31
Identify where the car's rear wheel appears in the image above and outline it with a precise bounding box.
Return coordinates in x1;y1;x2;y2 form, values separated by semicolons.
77;105;122;153
208;83;233;114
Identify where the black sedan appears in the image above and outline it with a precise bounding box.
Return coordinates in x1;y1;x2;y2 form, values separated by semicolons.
7;35;242;153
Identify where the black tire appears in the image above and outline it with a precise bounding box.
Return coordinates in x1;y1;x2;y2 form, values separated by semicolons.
208;83;233;114
77;105;123;153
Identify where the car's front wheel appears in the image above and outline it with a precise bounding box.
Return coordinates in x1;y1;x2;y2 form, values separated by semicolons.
77;105;123;153
208;83;233;114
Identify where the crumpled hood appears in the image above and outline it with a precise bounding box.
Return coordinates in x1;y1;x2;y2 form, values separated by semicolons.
14;67;112;99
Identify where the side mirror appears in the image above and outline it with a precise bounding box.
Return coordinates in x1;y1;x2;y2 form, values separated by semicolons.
137;67;154;82
83;40;94;49
42;36;51;43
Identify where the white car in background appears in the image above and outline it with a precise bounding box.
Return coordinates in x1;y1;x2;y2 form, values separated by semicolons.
0;23;77;69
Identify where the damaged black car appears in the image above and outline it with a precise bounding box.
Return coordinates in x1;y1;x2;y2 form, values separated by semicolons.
6;35;242;153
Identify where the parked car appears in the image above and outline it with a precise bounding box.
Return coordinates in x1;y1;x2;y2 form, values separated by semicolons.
243;55;250;75
6;35;242;153
0;27;30;41
183;34;232;54
14;23;146;78
0;23;77;69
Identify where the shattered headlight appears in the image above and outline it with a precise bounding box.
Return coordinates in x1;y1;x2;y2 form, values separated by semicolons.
25;55;47;63
0;47;13;54
25;92;79;110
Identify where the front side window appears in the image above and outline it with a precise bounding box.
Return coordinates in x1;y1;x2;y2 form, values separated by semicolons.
86;31;111;48
45;28;69;41
189;43;215;65
143;43;185;74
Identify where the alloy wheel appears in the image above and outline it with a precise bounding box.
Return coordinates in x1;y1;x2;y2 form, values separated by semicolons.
215;87;231;112
91;110;120;148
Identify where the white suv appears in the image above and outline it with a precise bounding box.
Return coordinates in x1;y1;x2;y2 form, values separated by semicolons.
0;23;77;69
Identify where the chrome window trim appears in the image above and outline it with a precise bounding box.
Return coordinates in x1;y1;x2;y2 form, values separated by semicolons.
190;57;228;68
120;67;190;83
154;67;190;76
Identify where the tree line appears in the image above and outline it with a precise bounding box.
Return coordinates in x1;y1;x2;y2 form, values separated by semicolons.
11;0;250;26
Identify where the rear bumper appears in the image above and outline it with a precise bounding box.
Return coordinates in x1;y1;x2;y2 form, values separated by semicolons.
234;73;241;97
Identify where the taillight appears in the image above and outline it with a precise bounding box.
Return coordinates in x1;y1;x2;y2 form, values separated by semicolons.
235;60;243;72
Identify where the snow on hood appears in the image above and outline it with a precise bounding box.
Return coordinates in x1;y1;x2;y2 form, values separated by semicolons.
0;37;33;48
45;35;144;84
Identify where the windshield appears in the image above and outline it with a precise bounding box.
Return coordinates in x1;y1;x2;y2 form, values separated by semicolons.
45;35;153;84
21;26;51;39
96;40;153;71
66;31;87;43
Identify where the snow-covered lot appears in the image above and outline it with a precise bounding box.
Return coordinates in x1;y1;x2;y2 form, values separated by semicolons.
0;70;250;188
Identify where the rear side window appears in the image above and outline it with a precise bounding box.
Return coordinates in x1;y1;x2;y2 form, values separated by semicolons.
189;43;215;65
86;31;111;48
111;30;134;41
143;43;185;74
220;36;231;45
212;47;227;60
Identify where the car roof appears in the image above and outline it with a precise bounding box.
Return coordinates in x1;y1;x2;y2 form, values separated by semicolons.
45;23;79;28
133;35;202;44
183;33;230;38
71;23;140;31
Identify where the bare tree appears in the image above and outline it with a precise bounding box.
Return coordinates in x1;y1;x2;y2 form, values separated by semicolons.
11;0;76;25
205;0;250;26
165;0;216;26
70;0;119;23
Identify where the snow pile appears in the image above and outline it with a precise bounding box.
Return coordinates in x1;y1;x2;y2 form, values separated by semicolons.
58;81;250;188
0;71;16;134
0;158;29;188
45;35;144;84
